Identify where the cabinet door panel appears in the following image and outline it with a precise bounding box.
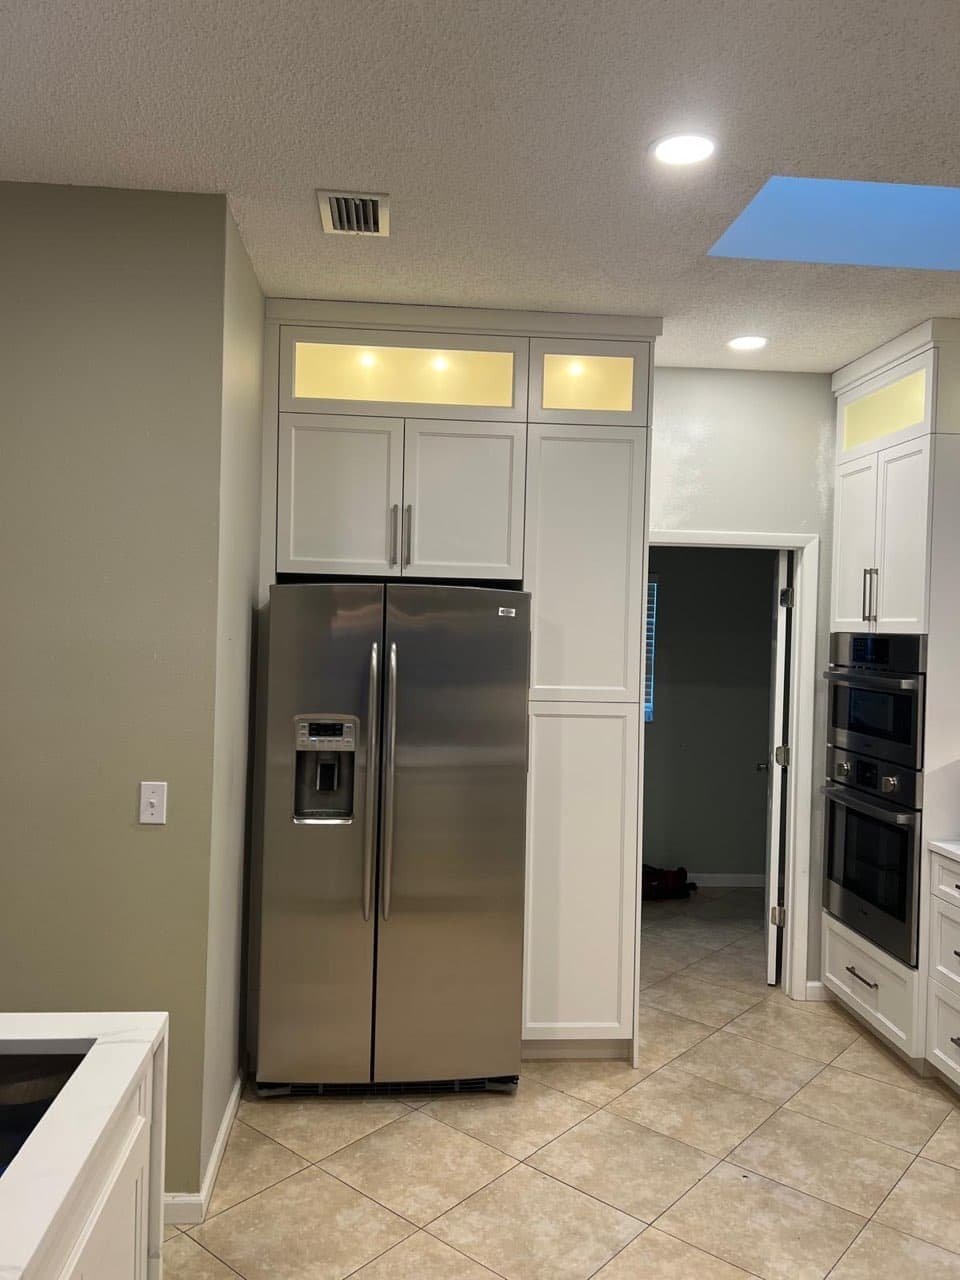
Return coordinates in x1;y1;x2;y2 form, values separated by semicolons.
875;436;932;633
525;425;647;700
277;413;403;574
523;702;638;1039
403;420;525;578
831;455;878;631
59;1119;149;1280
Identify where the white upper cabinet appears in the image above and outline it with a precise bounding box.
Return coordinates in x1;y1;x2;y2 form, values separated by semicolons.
836;349;934;464
278;413;404;575
402;420;525;579
829;437;933;633
528;338;651;426
523;701;639;1040
831;455;878;630
279;326;529;421
874;436;932;632
524;424;647;700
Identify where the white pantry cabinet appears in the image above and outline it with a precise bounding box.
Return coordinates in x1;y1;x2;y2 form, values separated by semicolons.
524;424;647;700
278;414;525;578
829;436;932;633
523;702;639;1040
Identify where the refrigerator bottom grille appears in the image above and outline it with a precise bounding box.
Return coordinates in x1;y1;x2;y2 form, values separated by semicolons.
254;1076;519;1099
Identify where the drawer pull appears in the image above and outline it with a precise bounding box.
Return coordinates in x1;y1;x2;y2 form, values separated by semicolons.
845;964;879;991
951;1036;960;1051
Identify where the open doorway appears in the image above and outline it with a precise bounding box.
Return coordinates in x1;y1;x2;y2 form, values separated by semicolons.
640;546;792;1003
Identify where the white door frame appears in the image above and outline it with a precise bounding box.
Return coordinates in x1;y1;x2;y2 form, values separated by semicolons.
641;529;820;1004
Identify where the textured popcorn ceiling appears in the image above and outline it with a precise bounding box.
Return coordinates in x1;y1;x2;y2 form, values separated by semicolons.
2;0;960;370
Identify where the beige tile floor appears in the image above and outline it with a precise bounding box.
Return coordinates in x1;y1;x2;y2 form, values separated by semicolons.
165;887;960;1279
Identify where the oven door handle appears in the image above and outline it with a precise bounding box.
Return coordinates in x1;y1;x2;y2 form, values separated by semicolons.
822;670;922;693
821;783;918;826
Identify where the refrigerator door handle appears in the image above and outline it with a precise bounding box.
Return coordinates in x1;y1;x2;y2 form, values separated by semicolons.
362;641;380;921
381;641;398;919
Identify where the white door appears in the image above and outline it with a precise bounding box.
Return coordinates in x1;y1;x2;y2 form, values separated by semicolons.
277;413;404;574
523;702;639;1040
874;436;932;634
401;419;525;578
764;552;791;986
59;1120;149;1279
830;455;878;631
524;425;647;700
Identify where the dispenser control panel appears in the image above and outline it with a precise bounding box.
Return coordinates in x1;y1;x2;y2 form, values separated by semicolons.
294;716;356;753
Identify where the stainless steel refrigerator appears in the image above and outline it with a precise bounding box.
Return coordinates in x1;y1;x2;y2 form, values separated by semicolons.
249;582;530;1089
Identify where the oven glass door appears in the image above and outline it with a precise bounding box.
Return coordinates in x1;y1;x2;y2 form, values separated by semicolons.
823;785;919;965
827;673;923;768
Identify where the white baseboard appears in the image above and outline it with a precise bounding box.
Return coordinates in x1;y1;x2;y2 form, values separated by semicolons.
689;873;765;887
164;1075;241;1225
804;981;831;1002
522;1039;630;1061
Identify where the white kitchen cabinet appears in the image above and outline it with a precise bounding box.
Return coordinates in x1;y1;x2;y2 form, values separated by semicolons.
829;437;931;633
831;455;878;630
523;702;639;1040
61;1120;150;1280
528;337;651;427
278;413;404;575
835;349;934;464
874;435;932;632
402;420;525;578
524;425;647;700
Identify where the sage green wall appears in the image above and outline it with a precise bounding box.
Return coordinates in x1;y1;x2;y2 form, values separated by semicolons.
200;213;264;1169
0;182;262;1193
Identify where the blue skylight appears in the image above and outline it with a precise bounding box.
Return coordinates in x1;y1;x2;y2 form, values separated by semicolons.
709;176;960;271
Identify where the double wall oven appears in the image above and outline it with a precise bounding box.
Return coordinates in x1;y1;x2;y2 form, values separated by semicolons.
822;634;926;966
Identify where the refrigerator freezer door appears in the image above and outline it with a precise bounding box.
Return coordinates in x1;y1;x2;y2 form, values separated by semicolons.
257;583;384;1083
375;585;530;1081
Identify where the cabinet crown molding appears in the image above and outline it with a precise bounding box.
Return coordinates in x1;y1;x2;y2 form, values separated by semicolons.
266;297;662;341
833;319;960;396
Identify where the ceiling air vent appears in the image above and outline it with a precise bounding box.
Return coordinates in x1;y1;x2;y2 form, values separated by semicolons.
316;190;390;236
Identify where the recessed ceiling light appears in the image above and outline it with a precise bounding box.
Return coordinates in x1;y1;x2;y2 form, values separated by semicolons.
727;335;768;351
430;355;449;371
651;133;715;165
358;352;377;367
567;360;585;376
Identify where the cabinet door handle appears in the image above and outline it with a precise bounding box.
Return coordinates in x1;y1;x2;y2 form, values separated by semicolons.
845;964;879;991
402;504;413;568
869;567;879;623
861;569;870;623
953;949;960;961
389;504;400;566
951;1036;960;1051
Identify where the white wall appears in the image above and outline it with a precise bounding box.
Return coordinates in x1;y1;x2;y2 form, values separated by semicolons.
650;368;835;975
201;213;264;1170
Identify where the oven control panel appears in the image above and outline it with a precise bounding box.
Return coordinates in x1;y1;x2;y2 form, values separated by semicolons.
826;746;920;810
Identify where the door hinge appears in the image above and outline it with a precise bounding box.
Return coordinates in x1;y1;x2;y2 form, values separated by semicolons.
779;586;794;608
770;905;786;927
774;744;790;767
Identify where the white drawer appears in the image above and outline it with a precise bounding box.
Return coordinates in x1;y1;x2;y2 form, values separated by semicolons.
926;978;960;1089
931;850;960;908
822;911;918;1052
930;895;960;998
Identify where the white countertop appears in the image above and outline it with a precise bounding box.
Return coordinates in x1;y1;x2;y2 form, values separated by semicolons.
930;839;960;865
0;1011;167;1280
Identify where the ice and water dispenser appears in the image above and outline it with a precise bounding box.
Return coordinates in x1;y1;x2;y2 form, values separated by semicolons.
292;715;357;821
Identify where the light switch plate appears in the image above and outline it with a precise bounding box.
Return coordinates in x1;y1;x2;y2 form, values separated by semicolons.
139;781;167;825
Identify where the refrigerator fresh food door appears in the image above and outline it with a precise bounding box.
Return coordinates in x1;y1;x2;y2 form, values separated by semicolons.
257;583;384;1082
375;585;530;1081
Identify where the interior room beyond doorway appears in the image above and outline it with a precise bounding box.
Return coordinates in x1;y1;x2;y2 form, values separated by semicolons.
639;546;781;1010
